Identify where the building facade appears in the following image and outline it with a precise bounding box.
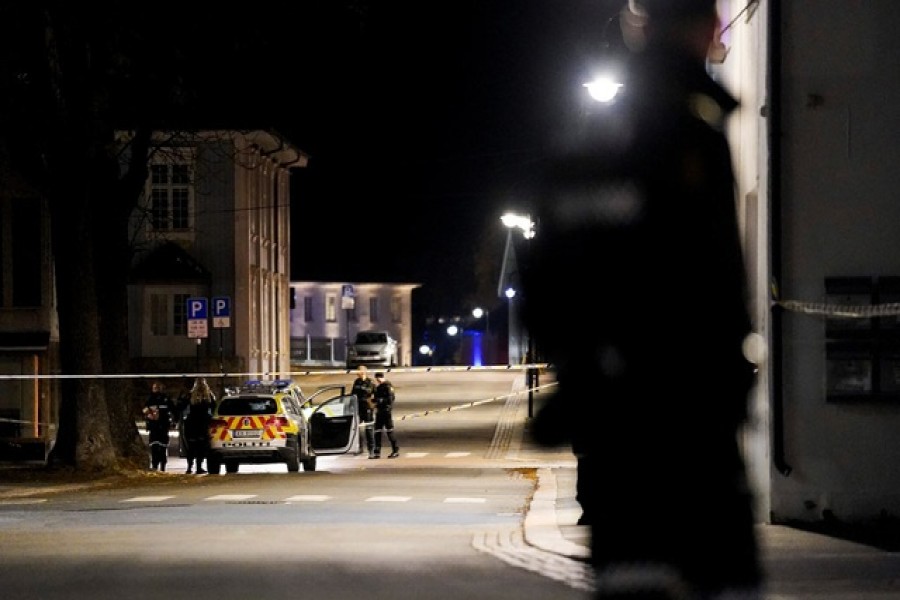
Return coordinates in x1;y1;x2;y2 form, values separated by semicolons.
289;281;420;368
0;181;59;460
126;130;307;383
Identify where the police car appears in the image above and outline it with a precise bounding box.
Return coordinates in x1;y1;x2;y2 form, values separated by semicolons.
207;379;359;474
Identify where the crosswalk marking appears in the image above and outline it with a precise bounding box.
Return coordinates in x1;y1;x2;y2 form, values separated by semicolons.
444;497;486;504
285;495;330;502
445;452;471;458
204;494;256;501
365;496;411;502
122;495;175;502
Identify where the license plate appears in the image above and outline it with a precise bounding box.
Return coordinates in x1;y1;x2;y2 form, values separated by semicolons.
231;429;260;438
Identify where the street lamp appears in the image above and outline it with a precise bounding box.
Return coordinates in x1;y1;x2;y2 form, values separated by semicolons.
501;212;535;239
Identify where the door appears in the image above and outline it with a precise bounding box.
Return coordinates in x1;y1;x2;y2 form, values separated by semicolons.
309;393;359;455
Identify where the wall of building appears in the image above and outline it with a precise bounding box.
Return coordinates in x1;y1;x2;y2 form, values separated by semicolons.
773;0;900;522
289;281;420;367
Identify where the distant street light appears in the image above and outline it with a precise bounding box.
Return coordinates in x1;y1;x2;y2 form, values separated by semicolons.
472;307;490;334
446;324;459;337
505;287;516;299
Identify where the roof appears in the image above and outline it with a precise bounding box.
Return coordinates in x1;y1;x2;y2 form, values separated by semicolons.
129;242;212;284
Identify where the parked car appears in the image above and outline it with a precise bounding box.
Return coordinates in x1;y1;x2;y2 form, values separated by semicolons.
346;330;398;368
207;379;358;474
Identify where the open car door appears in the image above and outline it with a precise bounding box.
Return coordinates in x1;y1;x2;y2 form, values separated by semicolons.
308;392;359;455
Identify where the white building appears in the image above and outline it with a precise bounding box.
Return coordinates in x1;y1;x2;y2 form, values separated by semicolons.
289;281;420;368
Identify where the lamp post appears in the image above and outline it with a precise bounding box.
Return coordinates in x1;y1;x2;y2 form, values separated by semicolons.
500;211;536;417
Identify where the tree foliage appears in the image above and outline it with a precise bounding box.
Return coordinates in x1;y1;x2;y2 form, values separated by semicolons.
0;2;369;472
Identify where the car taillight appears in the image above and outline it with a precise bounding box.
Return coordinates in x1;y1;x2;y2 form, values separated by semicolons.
266;416;290;428
210;417;228;429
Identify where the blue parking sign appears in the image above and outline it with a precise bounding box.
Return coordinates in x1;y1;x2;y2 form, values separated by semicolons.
212;296;230;317
187;297;208;319
212;296;231;329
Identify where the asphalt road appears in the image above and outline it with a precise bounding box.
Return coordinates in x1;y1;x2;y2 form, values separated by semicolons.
0;369;591;600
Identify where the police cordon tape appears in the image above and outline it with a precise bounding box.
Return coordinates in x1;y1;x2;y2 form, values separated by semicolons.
0;364;556;430
359;379;559;429
0;363;550;381
775;299;900;318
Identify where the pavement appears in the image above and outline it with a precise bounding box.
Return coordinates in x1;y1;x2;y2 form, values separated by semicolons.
513;402;900;599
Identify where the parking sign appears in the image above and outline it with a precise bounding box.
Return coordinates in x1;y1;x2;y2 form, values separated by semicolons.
212;296;231;328
187;297;208;338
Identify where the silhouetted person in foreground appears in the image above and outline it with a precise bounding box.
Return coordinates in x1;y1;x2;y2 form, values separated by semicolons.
523;1;762;598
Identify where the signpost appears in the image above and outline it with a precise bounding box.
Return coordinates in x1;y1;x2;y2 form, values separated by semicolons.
212;296;231;381
341;285;355;353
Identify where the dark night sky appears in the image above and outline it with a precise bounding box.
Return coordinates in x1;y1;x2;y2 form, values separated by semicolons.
251;1;621;317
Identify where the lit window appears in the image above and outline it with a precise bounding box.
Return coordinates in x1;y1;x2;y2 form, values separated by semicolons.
326;294;337;322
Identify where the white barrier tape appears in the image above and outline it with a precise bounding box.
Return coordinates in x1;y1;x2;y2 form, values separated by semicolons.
1;371;558;431
775;300;900;318
393;380;558;424
0;416;56;429
0;364;550;381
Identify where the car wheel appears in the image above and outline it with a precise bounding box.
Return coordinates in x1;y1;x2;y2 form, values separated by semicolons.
225;460;240;474
287;445;300;472
302;455;317;472
207;456;222;475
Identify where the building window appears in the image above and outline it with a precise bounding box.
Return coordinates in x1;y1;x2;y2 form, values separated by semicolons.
304;296;313;322
149;162;193;232
150;294;168;336
150;292;190;336
326;294;337;322
173;293;189;336
391;295;402;323
369;297;379;322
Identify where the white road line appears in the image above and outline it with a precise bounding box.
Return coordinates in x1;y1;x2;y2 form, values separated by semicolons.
0;498;47;505
205;494;256;501
403;452;428;458
285;495;330;502
122;495;176;503
445;452;471;458
365;496;411;502
444;497;487;504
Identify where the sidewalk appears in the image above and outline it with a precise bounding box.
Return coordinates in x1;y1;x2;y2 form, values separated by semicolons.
522;459;900;599
515;380;900;598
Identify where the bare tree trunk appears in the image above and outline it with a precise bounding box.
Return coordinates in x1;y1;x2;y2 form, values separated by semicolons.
94;131;152;467
39;9;117;471
47;175;117;471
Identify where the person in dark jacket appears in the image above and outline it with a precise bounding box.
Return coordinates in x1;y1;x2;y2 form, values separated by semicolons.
351;366;376;457
178;377;216;474
523;1;761;598
143;381;176;471
371;372;399;459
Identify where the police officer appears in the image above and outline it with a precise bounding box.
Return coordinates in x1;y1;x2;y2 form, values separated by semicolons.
372;372;399;459
351;366;376;457
523;1;761;597
143;381;176;471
